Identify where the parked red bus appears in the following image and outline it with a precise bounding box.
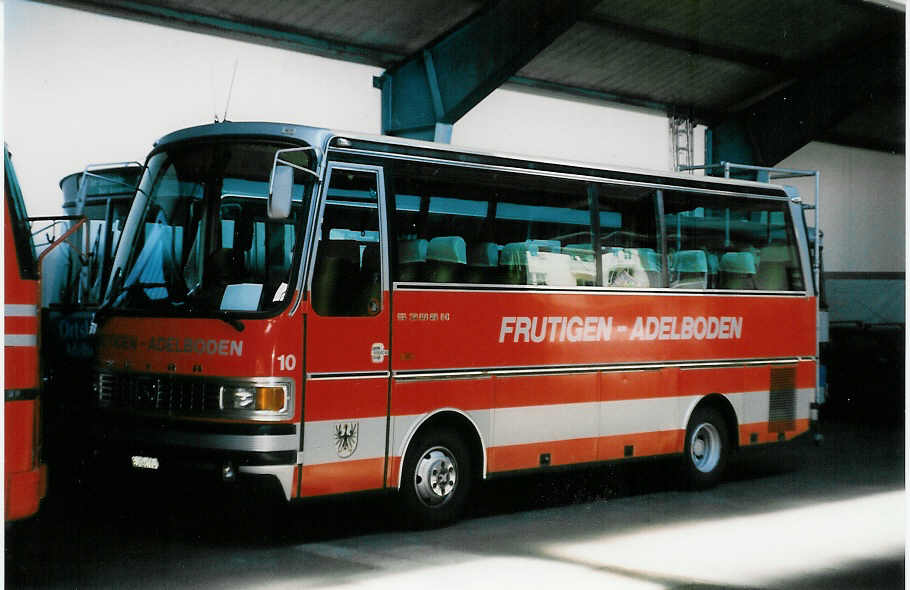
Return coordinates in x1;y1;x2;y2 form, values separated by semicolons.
5;146;89;521
37;164;141;486
4;146;48;521
91;122;816;526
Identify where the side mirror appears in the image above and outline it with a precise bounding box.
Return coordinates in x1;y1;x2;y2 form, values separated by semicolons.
268;165;293;219
267;146;319;220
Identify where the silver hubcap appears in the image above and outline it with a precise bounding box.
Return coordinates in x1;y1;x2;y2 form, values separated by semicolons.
690;422;721;473
414;446;458;507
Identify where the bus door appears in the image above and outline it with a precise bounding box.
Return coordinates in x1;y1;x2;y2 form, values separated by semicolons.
302;163;390;496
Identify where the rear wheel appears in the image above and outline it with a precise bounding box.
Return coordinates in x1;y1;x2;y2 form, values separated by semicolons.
683;405;729;489
400;428;472;528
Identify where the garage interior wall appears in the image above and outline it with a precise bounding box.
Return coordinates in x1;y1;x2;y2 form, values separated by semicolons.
778;144;905;326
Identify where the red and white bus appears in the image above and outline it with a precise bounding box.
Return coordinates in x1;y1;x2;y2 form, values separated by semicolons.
5;146;90;522
4;145;90;521
92;122;816;526
4;145;47;521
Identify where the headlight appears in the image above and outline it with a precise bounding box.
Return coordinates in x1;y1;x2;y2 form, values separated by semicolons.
220;383;289;415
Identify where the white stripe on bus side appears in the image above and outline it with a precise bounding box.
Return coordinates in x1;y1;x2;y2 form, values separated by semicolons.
4;304;37;317
300;388;814;467
301;416;388;466
4;334;37;347
494;401;600;447
735;387;815;425
389;409;492;469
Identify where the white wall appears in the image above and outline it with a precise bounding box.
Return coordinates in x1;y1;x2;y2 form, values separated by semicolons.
778;142;905;273
455;86;676;171
779;143;905;324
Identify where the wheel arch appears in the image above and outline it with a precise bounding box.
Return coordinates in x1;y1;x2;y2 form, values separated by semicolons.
683;393;740;451
396;408;487;490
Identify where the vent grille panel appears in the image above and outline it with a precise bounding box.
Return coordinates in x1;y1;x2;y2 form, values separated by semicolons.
768;366;797;432
96;371;221;415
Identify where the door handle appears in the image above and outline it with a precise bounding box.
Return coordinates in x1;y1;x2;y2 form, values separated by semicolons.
370;342;389;363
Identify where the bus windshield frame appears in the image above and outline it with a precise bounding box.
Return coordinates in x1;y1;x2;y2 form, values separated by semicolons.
106;138;318;318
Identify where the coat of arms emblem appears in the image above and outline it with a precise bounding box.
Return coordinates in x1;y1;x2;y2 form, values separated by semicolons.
334;422;359;458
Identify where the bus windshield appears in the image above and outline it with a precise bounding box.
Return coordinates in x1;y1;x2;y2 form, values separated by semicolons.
108;139;316;315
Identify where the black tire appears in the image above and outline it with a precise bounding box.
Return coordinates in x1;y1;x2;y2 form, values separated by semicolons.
399;428;473;529
683;405;729;490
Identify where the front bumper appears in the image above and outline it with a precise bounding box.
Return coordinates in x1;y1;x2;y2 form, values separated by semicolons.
89;412;298;499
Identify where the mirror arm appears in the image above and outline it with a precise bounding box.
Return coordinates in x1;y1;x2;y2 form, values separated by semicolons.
267;146;319;197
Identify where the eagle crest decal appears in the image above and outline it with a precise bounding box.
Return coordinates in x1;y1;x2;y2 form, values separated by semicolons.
334;422;359;458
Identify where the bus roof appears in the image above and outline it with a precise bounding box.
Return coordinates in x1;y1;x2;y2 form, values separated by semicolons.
154;122;335;153
153;121;788;198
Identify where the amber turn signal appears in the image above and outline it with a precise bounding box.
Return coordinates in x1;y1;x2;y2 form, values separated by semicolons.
255;386;287;412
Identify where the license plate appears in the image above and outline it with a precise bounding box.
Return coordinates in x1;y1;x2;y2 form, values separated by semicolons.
131;455;160;470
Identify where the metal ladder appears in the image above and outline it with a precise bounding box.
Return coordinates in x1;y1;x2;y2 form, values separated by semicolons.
669;114;695;174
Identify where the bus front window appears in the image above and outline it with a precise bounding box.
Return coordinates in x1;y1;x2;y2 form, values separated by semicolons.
109;140;315;315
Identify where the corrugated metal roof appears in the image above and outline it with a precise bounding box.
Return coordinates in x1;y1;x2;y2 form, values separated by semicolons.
43;0;904;152
517;21;784;113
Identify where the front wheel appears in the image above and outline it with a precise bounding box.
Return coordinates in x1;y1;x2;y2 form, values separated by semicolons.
683;406;729;489
400;428;472;529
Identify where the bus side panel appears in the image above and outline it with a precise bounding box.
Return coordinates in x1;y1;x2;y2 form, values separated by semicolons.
4;200;40;390
5;399;46;521
488;372;598;471
598;367;683;462
300;377;388;498
473;360;815;473
391;289;815;475
5;186;45;521
727;359;816;445
387;378;493;486
4;299;39;392
5;401;37;476
4;343;39;391
392;290;816;370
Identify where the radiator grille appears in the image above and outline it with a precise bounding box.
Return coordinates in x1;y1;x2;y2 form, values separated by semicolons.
768;366;797;432
96;371;221;415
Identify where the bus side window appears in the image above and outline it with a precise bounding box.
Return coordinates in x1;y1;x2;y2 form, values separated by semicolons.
596;186;661;288
663;191;804;292
492;188;591;287
311;169;381;316
390;160;595;287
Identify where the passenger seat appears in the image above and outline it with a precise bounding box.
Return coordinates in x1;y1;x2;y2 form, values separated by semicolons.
498;242;532;285
755;244;792;290
466;242;498;284
358;243;382;314
397;238;428;282
719;252;757;290
311;239;360;314
423;236;467;283
636;248;663;287
671;250;708;289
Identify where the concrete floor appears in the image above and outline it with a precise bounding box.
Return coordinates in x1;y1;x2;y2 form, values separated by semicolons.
6;419;904;589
